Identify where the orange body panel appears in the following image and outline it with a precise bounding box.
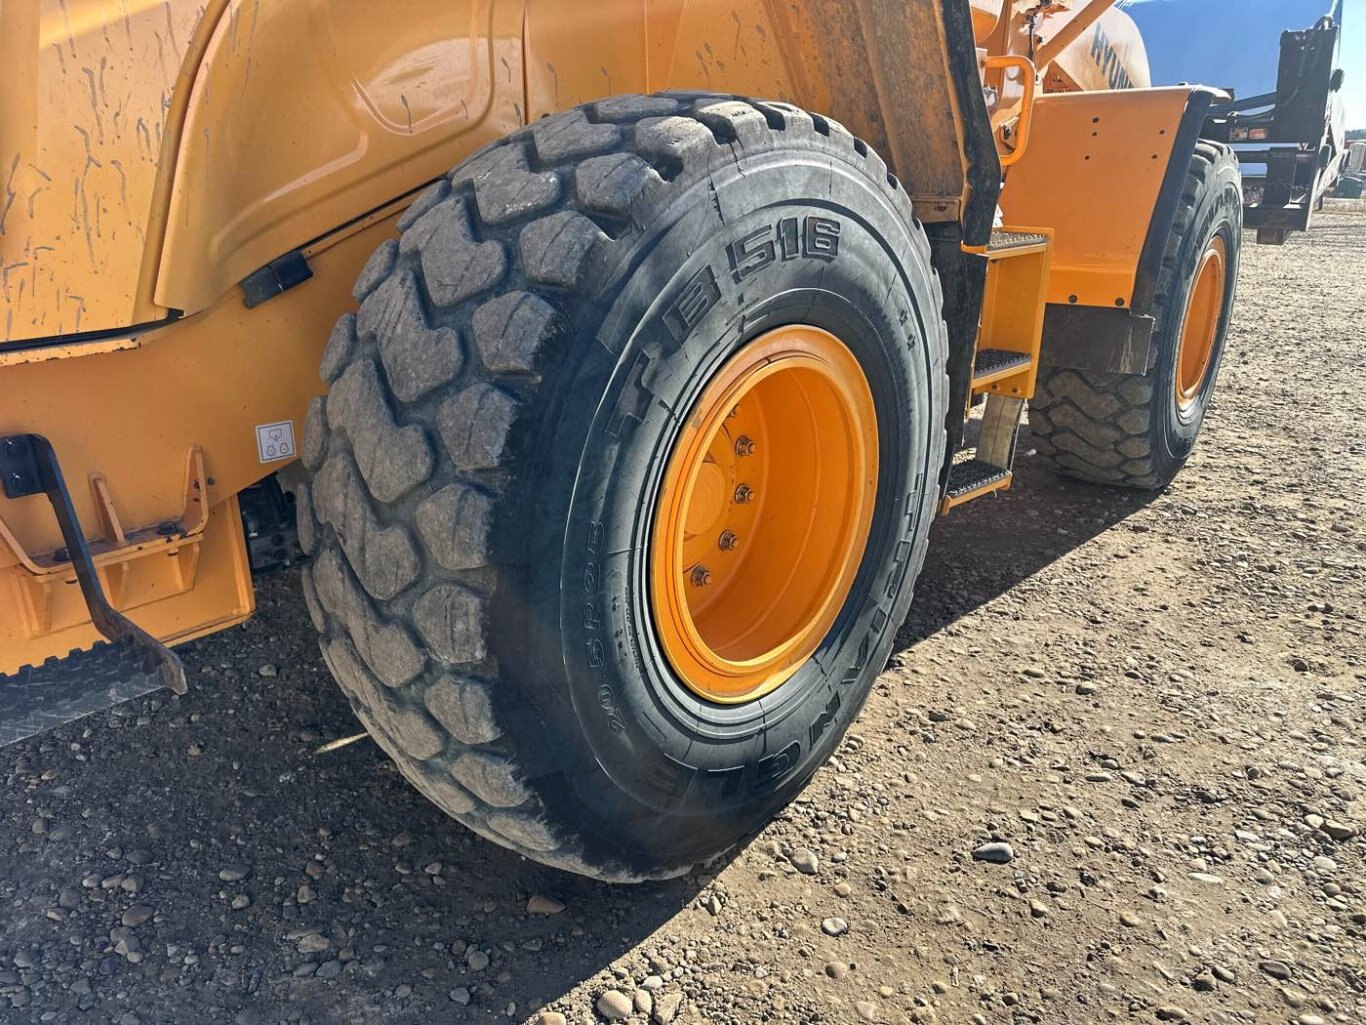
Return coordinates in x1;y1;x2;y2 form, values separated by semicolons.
155;0;525;316
1;495;253;675
0;0;208;342
1;213;399;559
0;0;1197;675
1000;88;1191;309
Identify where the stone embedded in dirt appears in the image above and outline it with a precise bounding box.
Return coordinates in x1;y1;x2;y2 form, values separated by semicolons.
257;664;278;677
466;948;490;971
856;1000;878;1020
790;848;820;875
596;989;633;1021
538;1013;567;1025
1320;820;1355;841
218;866;250;882
1192;971;1216;992
1187;872;1224;885
297;884;314;904
1028;899;1049;918
652;992;684;1025
633;989;652;1015
121;905;153;927
231;894;251;910
450;987;471;1005
825;961;850;980
1311;855;1338;873
296;933;330;955
1259;960;1293;980
56;887;81;910
315;959;342;979
1119;911;1142;927
527;894;566;915
834;881;852;897
822;917;849;937
1155;1007;1189;1022
971;842;1015;864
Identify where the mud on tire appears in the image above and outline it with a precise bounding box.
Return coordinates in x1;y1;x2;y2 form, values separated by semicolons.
1030;142;1242;489
299;93;947;881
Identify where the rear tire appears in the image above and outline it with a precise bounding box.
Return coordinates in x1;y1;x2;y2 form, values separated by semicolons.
1030;142;1241;489
299;94;947;881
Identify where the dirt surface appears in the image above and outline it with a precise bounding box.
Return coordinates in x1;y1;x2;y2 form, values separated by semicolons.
2;208;1363;1025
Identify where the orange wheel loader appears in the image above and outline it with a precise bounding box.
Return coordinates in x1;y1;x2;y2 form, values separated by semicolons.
0;0;1300;880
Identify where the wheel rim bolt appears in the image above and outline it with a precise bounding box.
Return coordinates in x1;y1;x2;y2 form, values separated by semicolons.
735;435;756;457
690;566;713;587
718;531;740;552
734;484;756;504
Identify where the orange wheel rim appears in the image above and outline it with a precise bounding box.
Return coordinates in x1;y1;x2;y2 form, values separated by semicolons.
1175;234;1227;409
649;325;879;705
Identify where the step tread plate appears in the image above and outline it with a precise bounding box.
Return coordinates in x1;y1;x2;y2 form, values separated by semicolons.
946;458;1012;501
988;229;1049;252
973;348;1032;380
0;639;166;748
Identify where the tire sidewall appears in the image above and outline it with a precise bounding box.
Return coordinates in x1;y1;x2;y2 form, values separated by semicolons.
1152;155;1242;468
497;149;943;867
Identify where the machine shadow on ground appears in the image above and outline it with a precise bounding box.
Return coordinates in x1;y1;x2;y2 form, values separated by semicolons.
0;441;1155;1025
897;447;1159;648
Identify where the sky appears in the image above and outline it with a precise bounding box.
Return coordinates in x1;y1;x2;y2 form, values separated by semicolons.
1122;0;1363;129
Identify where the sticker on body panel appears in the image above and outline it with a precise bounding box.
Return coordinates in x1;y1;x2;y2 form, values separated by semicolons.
255;421;296;463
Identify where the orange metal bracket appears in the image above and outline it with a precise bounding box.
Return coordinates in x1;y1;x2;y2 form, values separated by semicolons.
0;448;210;643
986;55;1038;167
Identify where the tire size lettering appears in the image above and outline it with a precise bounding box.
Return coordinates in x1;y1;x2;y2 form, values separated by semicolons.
664;266;721;343
726;216;841;282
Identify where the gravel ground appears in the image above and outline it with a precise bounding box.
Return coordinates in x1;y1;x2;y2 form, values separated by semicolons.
2;207;1363;1025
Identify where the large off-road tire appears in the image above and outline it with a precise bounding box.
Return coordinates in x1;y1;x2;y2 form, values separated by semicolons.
297;93;947;881
1030;142;1242;488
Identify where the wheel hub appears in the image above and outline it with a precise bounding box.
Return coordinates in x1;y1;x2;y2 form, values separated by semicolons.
1175;234;1227;409
649;325;878;705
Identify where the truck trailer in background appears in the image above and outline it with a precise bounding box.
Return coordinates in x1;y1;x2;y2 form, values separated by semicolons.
1348;141;1366;175
1124;0;1348;242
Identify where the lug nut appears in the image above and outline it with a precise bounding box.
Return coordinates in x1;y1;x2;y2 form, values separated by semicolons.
718;531;740;552
734;435;756;457
734;485;756;505
690;566;713;588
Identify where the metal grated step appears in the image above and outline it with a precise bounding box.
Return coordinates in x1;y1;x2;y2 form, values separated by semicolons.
973;348;1031;381
988;229;1048;253
945;459;1012;501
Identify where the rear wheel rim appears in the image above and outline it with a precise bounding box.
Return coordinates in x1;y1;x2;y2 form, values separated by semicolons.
1175;234;1227;409
649;325;879;705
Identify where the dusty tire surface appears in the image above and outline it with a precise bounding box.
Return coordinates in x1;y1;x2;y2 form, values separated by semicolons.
299;94;947;881
1030;142;1242;489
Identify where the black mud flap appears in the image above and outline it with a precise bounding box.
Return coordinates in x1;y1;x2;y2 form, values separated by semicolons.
1;434;185;747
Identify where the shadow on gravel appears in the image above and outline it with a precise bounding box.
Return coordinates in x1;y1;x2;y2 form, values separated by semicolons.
2;450;1150;1025
897;451;1159;649
1;579;704;1024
